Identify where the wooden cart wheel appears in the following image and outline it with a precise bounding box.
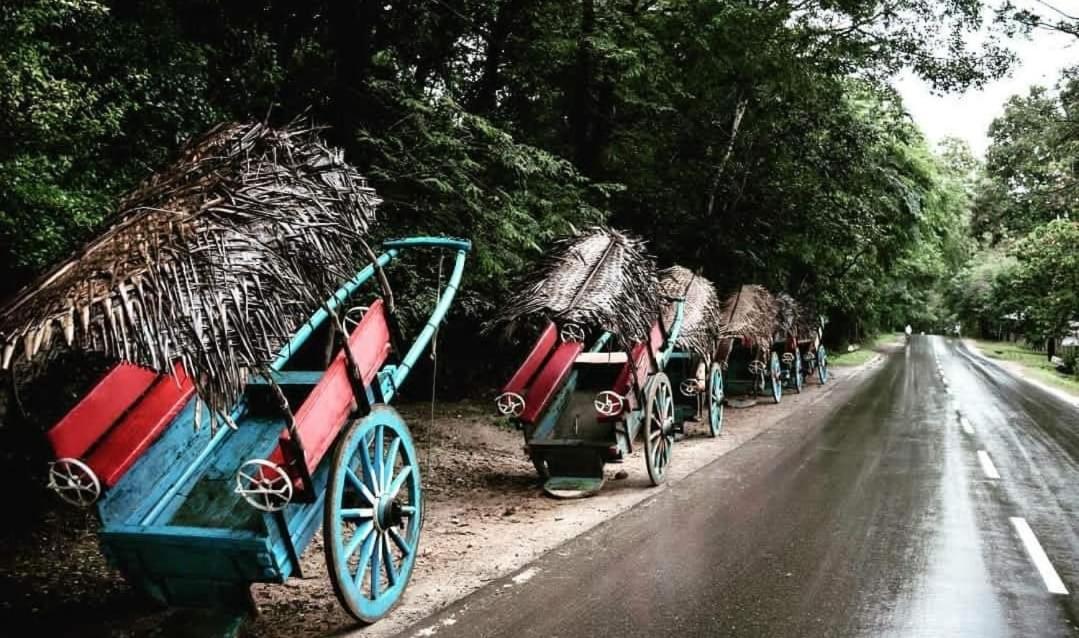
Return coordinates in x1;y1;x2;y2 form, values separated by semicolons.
770;351;782;404
644;373;674;485
325;406;422;625
706;362;724;437
793;349;803;394
817;346;829;383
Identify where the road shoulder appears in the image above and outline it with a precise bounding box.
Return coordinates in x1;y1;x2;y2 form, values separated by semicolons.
289;352;891;638
961;338;1079;408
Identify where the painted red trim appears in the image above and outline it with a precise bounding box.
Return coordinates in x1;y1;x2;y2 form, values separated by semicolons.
502;322;558;395
47;364;158;460
519;341;584;423
89;363;194;486
271;300;392;480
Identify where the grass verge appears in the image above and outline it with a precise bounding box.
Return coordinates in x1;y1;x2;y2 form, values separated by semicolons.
969;339;1079;397
830;333;902;366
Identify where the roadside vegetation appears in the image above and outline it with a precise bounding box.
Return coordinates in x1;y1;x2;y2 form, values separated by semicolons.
0;0;1021;394
830;333;904;367
969;339;1079;396
942;10;1078;377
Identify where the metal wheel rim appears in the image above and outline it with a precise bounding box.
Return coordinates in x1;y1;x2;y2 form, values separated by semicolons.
793;351;803;393
771;352;782;403
707;363;724;437
644;374;674;485
325;406;421;624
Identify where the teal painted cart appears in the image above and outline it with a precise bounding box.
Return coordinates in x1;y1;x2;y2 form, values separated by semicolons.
41;237;471;633
495;300;687;497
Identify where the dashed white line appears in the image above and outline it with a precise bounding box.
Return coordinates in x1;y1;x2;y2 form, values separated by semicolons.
959;417;974;435
977;450;1001;479
1010;517;1069;595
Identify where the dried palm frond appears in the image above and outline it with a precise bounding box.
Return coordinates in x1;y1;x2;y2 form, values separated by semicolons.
0;120;382;426
717;285;779;347
494;227;659;339
775;292;813;340
659;265;723;357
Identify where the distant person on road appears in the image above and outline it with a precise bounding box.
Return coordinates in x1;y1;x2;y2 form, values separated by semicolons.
905;324;912;343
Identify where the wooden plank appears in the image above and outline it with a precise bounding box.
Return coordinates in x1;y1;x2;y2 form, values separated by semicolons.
47;363;158;460
271;300;391;477
89;363;195;487
245;370;324;387
519;341;584;423
502;322;558;394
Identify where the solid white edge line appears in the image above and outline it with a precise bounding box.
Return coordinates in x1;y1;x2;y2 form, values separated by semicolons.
1010;517;1069;595
977;450;1001;479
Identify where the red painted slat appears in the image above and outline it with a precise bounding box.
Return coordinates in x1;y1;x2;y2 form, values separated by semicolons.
47;364;159;460
89;363;194;486
519;341;584;423
502;322;558;395
271;300;392;478
609;321;665;413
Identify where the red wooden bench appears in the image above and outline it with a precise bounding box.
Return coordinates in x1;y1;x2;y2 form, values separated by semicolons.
46;361;195;504
267;299;392;492
495;322;585;425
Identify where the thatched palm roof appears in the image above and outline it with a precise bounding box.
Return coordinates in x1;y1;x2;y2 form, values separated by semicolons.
775;292;813;340
495;227;659;339
659;265;722;357
0;120;382;425
717;284;779;346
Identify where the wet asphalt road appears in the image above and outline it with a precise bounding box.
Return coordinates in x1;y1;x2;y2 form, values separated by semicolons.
397;336;1079;637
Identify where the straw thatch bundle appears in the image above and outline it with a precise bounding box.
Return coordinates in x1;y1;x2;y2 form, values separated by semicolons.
0;120;382;426
775;293;813;341
717;285;778;347
659;265;723;357
495;227;659;339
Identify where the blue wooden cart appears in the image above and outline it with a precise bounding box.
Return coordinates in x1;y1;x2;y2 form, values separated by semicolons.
41;236;470;633
495;299;686;498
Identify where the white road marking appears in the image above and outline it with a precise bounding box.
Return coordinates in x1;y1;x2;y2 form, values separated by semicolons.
960;417;974;435
512;567;539;584
1010;517;1069;595
977;450;1000;479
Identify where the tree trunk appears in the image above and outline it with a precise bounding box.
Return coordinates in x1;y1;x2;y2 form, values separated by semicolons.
571;0;598;175
327;0;380;142
472;0;523;114
705;97;748;218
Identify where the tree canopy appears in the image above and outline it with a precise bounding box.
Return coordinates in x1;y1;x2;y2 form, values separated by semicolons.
0;0;1024;388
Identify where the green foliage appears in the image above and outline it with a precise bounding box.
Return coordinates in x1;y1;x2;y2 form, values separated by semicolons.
0;0;1020;381
1009;219;1079;340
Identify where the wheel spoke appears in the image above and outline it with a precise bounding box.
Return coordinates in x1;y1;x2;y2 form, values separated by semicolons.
341;508;375;519
386;464;413;501
382;532;398;586
353;526;378;587
344;521;375;559
346;467;378;505
372;425;384;492
388;527;412;556
358;437;379;493
369;534;383;599
382;436;402;489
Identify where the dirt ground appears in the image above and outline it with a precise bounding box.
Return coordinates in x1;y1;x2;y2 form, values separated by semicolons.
0;354;887;638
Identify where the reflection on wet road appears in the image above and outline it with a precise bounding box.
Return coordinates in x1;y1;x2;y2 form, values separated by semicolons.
398;336;1079;637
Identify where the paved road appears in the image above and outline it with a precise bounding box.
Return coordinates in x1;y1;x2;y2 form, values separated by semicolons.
396;336;1079;637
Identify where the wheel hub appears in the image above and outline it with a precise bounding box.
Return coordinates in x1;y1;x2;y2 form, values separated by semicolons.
374;496;404;530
